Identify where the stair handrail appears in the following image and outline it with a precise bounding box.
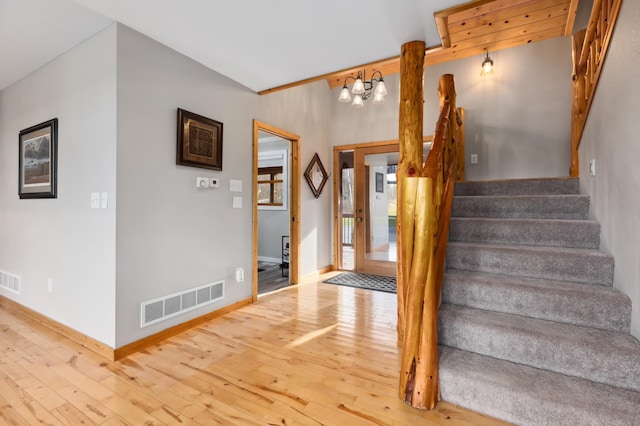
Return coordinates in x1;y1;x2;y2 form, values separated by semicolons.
398;74;462;409
570;0;623;176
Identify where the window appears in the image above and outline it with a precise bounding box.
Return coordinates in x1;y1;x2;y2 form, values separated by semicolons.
257;149;288;210
257;166;284;206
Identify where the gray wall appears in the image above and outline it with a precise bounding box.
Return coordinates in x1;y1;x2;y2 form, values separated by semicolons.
424;37;572;180
115;25;259;346
331;37;573;181
0;25;118;346
578;0;640;339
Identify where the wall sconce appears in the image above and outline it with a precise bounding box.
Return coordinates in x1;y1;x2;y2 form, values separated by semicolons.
481;52;494;76
338;70;387;108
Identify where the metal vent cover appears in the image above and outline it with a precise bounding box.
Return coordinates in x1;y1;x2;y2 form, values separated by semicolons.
140;280;224;328
0;270;21;295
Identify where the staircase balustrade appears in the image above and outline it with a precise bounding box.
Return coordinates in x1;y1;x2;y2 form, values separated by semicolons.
570;0;623;176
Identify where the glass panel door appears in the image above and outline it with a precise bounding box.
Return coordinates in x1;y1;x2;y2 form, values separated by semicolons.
354;145;398;276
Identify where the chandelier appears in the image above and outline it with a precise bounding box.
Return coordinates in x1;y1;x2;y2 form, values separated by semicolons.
338;70;387;108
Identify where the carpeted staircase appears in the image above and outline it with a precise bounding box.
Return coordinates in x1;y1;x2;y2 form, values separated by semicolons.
439;177;640;425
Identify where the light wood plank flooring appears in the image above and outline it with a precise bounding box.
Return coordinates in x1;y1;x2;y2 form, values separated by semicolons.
0;277;510;425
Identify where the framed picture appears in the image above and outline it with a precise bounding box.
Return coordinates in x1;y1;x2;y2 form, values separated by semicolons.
304;153;328;198
176;108;223;170
19;118;58;199
375;172;384;193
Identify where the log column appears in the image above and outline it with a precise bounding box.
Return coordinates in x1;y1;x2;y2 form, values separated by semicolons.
397;40;439;409
396;40;425;344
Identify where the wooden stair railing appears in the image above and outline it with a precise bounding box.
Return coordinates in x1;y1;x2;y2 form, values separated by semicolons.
570;0;623;176
397;71;462;410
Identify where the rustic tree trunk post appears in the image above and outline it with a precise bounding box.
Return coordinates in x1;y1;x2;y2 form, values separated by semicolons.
396;40;426;345
398;72;457;410
570;29;587;177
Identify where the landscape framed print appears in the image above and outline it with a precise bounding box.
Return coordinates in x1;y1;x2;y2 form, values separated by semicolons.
19;118;58;199
177;108;223;171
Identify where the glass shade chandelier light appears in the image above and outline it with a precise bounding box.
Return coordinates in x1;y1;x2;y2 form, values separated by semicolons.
481;52;494;76
338;70;387;108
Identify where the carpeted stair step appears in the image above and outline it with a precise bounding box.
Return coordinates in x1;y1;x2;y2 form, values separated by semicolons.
442;270;631;332
449;217;600;248
452;194;590;219
454;177;579;196
446;242;614;286
439;346;640;426
438;304;640;392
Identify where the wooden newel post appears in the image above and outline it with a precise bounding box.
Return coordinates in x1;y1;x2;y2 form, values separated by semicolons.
398;40;446;410
397;53;458;408
396;40;426;344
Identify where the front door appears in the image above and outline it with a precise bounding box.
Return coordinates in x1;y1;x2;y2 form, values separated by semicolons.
353;145;398;276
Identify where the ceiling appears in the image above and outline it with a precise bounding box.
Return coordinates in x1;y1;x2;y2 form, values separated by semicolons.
1;0;578;94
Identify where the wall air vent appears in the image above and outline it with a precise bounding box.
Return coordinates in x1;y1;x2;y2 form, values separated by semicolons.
0;270;21;295
140;280;224;328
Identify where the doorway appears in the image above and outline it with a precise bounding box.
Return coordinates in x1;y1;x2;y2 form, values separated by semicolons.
334;141;431;277
334;142;398;277
253;120;300;301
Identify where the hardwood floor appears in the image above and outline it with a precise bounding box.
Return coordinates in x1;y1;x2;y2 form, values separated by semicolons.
0;277;510;425
258;261;289;295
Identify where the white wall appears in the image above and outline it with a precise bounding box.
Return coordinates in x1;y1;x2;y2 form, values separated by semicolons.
115;25;260;346
258;80;334;275
0;25;117;346
331;37;573;181
578;0;640;339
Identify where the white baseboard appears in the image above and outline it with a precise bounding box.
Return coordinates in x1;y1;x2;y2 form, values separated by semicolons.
258;256;281;264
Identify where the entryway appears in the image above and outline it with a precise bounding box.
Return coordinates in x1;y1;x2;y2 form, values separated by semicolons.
252;120;300;300
334;141;431;277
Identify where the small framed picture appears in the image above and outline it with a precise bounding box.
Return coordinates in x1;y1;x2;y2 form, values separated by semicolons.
19;118;58;199
176;108;223;171
375;172;384;193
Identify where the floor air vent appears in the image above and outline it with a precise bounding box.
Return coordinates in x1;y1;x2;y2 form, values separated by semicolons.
0;270;21;295
140;280;224;328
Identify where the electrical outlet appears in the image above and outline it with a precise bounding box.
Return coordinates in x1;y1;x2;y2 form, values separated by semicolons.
589;159;596;176
209;178;219;188
235;267;244;282
196;177;209;188
470;154;478;164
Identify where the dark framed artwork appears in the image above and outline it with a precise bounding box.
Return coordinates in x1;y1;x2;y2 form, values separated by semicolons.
304;153;328;198
176;108;223;170
19;118;58;199
375;172;384;193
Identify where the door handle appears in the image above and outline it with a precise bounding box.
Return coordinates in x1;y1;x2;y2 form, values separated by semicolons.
356;217;363;223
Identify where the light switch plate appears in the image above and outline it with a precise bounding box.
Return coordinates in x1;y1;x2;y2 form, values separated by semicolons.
209;178;219;188
229;179;242;192
232;196;242;208
91;192;99;209
100;192;108;208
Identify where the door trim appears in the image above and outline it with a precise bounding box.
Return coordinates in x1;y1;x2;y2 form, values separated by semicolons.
253;120;300;302
333;140;397;273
